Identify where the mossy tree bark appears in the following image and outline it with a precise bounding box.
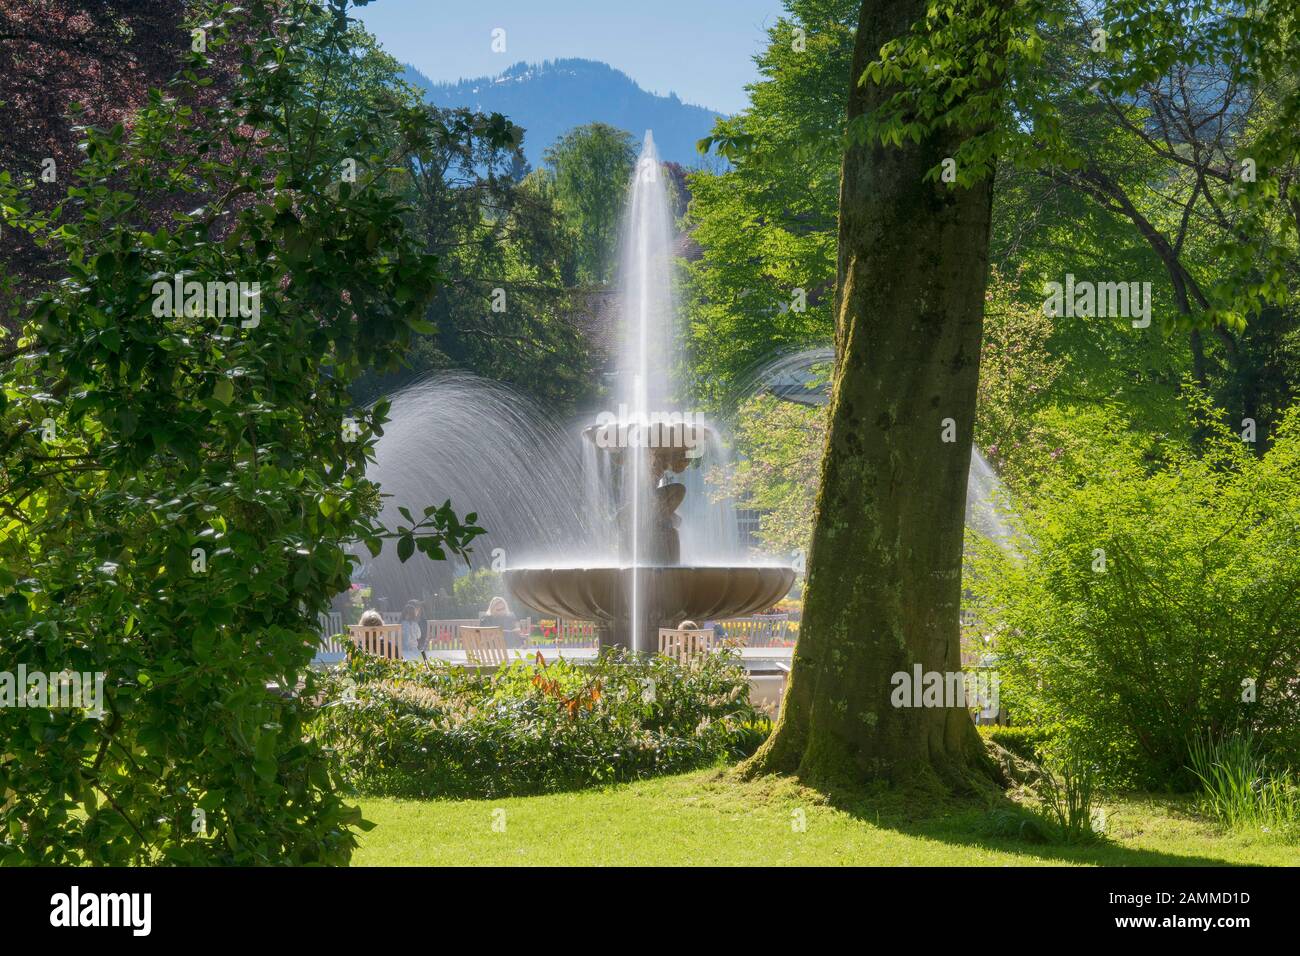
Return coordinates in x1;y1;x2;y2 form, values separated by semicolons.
745;0;1005;789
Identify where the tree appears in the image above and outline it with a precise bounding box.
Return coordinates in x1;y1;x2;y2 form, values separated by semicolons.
541;123;637;283
744;0;1013;788
711;270;1056;560
0;0;481;864
744;0;1300;789
0;1;208;326
687;0;858;407
691;1;1300;455
388;108;596;410
314;27;596;412
985;5;1300;450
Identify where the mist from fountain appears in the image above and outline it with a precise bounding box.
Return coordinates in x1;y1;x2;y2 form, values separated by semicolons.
360;373;618;605
720;345;1023;555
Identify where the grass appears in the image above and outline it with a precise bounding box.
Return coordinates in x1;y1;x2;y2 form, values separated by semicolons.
1188;731;1300;833
353;767;1300;866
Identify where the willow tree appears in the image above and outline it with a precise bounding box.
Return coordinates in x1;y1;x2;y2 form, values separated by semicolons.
747;0;1300;788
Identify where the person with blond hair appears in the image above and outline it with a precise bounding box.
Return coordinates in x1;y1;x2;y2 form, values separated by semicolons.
479;595;523;648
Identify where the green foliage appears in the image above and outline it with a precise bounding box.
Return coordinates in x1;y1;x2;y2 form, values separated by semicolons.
313;28;594;412
1188;731;1299;837
975;269;1065;475
309;649;763;798
541;122;637;284
709;392;825;558
1035;748;1103;844
864;0;1300;333
977;724;1054;764
0;0;481;864
978;4;1300;450
856;0;1018;183
363;108;594;409
686;0;856;404
970;395;1300;786
450;567;503;617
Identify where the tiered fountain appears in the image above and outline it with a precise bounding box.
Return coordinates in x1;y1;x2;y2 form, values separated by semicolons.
503;133;794;654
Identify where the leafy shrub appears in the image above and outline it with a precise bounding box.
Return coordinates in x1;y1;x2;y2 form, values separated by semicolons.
731;718;775;757
970;397;1300;787
451;568;504;618
977;725;1054;763
1188;731;1300;837
0;2;483;864
309;649;763;797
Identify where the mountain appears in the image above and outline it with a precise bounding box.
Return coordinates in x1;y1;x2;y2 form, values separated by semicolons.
402;58;725;169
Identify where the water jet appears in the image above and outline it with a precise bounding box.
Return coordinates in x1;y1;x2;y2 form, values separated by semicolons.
503;131;794;653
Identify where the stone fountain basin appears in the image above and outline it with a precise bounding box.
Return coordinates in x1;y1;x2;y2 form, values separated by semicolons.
504;565;795;631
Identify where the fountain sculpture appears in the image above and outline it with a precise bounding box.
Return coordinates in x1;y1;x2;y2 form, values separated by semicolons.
504;132;794;654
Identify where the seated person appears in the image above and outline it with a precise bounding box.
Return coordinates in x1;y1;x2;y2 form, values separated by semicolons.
399;600;423;658
480;596;523;648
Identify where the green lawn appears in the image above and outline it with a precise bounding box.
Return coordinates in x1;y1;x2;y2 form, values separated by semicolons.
354;768;1299;866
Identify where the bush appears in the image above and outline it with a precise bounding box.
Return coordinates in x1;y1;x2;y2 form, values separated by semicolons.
0;3;482;864
978;725;1054;764
451;568;504;617
970;396;1300;788
309;648;763;797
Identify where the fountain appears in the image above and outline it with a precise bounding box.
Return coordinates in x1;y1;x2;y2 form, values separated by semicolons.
362;136;1012;650
503;132;794;654
506;416;793;653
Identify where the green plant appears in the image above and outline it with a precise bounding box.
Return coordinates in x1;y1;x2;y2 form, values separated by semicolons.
1036;748;1102;844
1187;731;1300;837
730;717;775;758
977;725;1055;764
0;1;485;864
451;567;504;617
309;649;762;798
540;123;637;283
970;395;1300;786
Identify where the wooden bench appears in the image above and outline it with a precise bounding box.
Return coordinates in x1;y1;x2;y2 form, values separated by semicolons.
425;618;479;649
538;618;598;645
657;626;716;662
347;623;402;659
719;614;793;647
458;625;512;666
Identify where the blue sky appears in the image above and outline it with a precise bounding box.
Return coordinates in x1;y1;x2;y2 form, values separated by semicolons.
353;0;788;114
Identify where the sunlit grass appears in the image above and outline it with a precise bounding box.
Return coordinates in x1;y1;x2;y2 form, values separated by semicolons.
353;767;1300;866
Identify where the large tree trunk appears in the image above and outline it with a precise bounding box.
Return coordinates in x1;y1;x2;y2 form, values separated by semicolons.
745;0;1004;788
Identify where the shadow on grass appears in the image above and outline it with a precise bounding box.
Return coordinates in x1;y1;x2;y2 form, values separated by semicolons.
800;778;1241;867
